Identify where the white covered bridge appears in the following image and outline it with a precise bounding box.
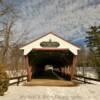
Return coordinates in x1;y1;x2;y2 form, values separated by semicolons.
20;32;80;81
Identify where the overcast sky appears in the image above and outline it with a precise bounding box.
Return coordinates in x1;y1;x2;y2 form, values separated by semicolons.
1;0;100;43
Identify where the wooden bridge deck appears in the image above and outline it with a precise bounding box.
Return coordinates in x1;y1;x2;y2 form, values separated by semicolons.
24;79;79;87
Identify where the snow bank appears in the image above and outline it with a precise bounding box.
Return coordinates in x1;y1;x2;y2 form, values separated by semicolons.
0;84;100;100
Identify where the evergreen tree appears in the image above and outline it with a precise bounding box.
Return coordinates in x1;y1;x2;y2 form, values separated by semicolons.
86;25;100;66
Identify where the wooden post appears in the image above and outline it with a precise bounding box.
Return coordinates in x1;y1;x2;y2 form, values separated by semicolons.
17;77;20;86
61;67;64;77
59;67;62;76
64;66;67;79
24;55;32;81
66;65;71;80
70;55;77;80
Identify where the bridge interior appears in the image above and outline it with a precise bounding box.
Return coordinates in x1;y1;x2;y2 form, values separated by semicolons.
28;50;74;80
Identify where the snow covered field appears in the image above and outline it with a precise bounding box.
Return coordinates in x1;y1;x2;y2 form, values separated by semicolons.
0;84;100;100
76;67;99;79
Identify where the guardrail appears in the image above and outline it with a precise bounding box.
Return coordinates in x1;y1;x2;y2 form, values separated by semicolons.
75;75;100;84
9;75;27;86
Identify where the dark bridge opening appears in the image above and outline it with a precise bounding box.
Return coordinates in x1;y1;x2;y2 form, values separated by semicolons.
28;50;74;80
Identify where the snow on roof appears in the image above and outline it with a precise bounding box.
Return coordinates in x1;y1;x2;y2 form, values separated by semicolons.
20;32;80;55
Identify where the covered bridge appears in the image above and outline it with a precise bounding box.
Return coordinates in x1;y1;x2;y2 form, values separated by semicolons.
20;32;80;81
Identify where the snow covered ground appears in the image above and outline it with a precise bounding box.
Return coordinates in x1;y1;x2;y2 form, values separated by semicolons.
76;67;99;79
0;84;100;100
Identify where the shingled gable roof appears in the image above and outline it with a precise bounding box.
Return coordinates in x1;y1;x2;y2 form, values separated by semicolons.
20;32;80;55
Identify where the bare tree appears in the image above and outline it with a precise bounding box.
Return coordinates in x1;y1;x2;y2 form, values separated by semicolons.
0;0;19;62
0;0;16;16
0;1;30;76
0;19;15;63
